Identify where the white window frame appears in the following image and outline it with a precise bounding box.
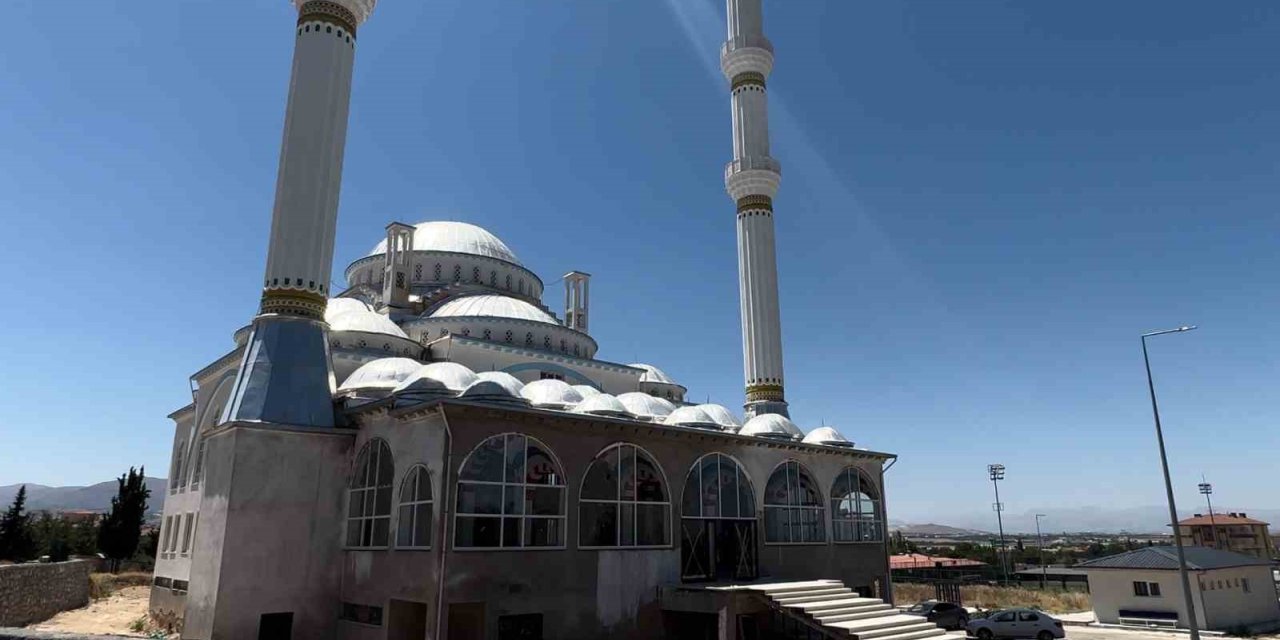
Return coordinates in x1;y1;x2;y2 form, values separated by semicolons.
454;433;567;551
831;466;884;544
680;452;757;521
578;443;672;550
396;465;433;550
345;438;394;550
1133;581;1161;597
763;460;826;545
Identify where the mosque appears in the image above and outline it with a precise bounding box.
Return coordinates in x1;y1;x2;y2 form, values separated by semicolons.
149;1;926;639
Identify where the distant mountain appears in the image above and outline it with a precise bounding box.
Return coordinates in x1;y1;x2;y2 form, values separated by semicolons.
907;506;1280;536
0;478;168;514
891;522;991;537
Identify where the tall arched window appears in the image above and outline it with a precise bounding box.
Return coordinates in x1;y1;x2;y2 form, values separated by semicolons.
170;440;185;494
681;453;755;520
397;465;433;550
580;444;670;548
831;467;883;543
764;460;825;544
346;439;394;548
680;453;757;581
455;434;565;548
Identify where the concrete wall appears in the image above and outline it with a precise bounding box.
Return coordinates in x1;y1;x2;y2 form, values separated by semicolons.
1087;566;1280;631
0;560;92;627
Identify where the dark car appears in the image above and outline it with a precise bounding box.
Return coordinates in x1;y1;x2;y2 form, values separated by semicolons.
904;600;969;630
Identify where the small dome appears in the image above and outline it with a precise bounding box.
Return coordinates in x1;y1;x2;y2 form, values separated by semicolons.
740;414;803;440
802;427;854;447
520;379;584;409
460;377;528;405
616;393;675;421
426;295;559;325
328;309;409;339
629;363;677;385
571;393;632;418
368;221;520;265
572;385;603;398
325;297;373;323
475;371;526;392
393;361;478;397
664;405;722;430
338;357;421;392
696;404;742;431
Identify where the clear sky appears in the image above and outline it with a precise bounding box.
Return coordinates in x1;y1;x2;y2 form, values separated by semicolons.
2;0;1278;525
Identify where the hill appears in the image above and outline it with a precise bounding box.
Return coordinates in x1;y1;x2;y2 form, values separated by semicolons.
0;477;168;514
891;522;991;537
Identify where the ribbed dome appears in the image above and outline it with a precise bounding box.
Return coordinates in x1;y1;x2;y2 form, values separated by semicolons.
325;297;373;323
616;393;675;421
740;414;803;440
328;310;409;339
572;385;603;398
802;427;854;447
520;379;584;409
368;221;520;265
426;295;558;325
696;404;742;430
393;362;478;396
664;406;721;430
338;357;421;392
630;363;677;385
571;393;631;418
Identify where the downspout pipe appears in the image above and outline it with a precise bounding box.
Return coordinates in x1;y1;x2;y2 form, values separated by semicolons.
433;404;454;640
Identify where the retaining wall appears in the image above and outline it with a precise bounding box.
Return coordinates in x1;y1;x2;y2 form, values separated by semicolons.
0;561;92;627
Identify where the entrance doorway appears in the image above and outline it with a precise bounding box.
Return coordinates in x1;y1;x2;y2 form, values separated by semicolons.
681;518;758;581
387;599;428;640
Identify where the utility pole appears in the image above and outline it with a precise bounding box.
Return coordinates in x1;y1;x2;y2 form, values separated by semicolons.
988;464;1008;584
1035;514;1047;590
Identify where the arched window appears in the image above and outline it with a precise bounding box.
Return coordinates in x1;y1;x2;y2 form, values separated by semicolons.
397;465;433;549
831;467;882;543
170;440;185;494
190;437;206;489
346;439;394;548
455;434;565;548
681;453;755;520
764;461;825;544
580;444;670;548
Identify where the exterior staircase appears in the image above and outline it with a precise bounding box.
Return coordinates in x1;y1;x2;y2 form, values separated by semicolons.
746;580;967;640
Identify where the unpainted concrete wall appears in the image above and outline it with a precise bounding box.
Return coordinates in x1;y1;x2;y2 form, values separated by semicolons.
0;560;92;627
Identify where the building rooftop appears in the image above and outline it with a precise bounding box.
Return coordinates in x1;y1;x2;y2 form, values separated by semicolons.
1179;513;1269;526
889;554;986;570
1076;546;1273;571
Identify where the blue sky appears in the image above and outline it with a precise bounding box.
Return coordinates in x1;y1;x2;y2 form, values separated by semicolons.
2;0;1279;525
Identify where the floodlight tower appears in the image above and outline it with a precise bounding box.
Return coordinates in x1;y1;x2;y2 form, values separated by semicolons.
988;463;1008;583
1199;478;1227;551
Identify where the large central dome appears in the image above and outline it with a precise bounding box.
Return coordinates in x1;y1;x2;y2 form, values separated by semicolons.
368;221;520;265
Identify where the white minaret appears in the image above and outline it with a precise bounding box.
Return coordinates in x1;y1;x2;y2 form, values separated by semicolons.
222;0;377;427
723;0;787;418
563;271;590;332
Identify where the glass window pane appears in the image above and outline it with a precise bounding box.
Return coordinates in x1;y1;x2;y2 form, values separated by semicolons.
797;471;821;506
581;502;618;547
455;516;500;547
372;517;389;546
353;446;371;488
361;489;375;517
401;471;417;502
764;507;785;542
620;503;635;546
681;469;700;517
833;520;854;542
526;518;562;547
503;485;525;515
502;517;522;547
416;507;432;547
398;505;413;546
504;435;527;484
620;446;636;501
738;472;755;519
525;442;561;485
417;468;432;501
582;449;618;500
527;487;562;516
634;452;666;502
457;483;502;514
637;503;668;546
765;464;791;507
376;443;394;485
699;456;721;517
461;437;504;482
375;486;392;515
720;462;740;519
348;491;362;518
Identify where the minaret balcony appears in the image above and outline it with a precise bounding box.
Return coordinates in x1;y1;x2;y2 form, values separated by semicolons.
725;158;781;200
721;42;774;81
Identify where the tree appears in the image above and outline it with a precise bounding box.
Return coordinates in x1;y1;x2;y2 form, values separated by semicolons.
0;485;37;561
98;467;150;572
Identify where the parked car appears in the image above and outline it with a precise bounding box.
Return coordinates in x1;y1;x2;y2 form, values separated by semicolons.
966;608;1065;640
904;600;969;630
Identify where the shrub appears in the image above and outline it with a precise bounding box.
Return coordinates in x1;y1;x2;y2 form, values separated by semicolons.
893;582;1091;612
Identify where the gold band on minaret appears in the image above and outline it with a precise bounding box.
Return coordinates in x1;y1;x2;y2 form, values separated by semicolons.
736;194;773;214
745;383;785;403
731;72;767;92
298;0;358;35
260;289;327;319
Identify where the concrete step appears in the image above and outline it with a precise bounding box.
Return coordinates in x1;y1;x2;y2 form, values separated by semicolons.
854;627;954;640
815;606;900;624
775;588;854;604
831;614;931;633
793;597;885;612
857;622;942;640
752;580;846;595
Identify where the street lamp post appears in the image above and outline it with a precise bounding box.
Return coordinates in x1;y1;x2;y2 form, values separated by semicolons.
1199;478;1227;552
1035;514;1047;590
988;464;1008;584
1142;325;1200;640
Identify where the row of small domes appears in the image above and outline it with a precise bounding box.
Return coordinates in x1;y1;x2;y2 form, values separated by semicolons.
339;358;854;447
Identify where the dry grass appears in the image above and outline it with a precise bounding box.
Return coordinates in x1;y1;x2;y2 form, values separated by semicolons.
893;583;1091;613
89;571;153;600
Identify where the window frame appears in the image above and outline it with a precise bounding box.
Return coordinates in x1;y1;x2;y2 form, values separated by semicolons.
345;438;395;550
830;466;885;544
763;460;827;545
680;452;757;521
453;433;568;551
577;443;673;550
396;465;434;550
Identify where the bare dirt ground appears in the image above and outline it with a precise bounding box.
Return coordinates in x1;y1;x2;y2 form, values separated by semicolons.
28;586;149;637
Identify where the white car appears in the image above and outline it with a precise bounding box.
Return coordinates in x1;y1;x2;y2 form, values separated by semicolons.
966;609;1065;640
